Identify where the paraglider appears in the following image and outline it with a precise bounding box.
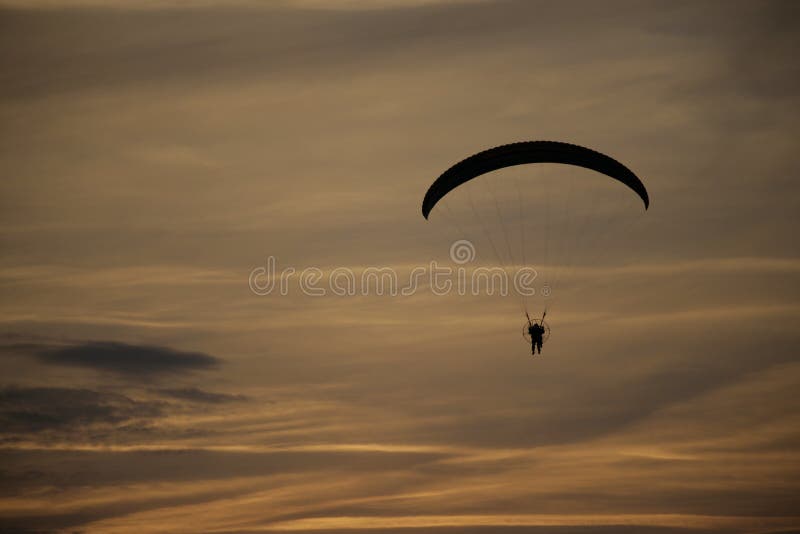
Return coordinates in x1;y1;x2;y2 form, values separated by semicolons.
421;140;649;356
525;311;547;355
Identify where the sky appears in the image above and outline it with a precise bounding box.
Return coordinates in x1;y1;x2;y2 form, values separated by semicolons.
1;0;799;532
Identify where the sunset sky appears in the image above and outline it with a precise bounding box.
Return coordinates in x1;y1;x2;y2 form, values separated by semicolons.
1;1;799;533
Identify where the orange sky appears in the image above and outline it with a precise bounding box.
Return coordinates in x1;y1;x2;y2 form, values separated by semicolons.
1;1;799;533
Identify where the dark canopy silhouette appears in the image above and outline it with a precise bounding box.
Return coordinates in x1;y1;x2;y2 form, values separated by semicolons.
421;141;649;218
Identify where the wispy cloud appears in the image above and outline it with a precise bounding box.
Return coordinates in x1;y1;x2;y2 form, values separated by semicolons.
154;386;247;403
36;340;220;377
0;386;163;435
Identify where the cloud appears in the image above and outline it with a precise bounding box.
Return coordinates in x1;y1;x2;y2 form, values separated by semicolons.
0;445;452;532
0;386;164;435
257;514;792;533
0;0;698;101
36;340;220;377
155;387;247;403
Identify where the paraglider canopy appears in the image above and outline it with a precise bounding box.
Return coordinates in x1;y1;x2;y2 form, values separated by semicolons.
421;141;649;219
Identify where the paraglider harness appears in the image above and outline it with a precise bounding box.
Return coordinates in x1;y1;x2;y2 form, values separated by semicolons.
523;310;550;353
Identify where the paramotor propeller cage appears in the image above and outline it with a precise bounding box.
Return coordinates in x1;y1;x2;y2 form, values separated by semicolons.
523;320;550;344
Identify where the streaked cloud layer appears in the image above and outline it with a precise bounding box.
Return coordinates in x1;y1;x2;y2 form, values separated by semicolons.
1;0;799;533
